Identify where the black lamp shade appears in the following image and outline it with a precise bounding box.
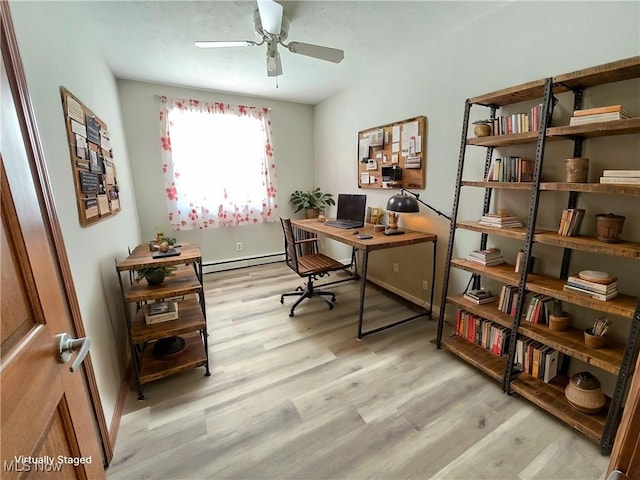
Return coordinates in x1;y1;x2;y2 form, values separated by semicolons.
386;194;419;213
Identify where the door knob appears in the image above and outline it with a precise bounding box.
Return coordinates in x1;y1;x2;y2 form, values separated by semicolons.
56;333;90;372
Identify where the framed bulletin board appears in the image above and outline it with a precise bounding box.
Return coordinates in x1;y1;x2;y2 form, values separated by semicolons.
357;116;426;189
60;87;121;226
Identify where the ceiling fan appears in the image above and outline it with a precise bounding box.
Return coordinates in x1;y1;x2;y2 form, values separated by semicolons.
194;0;345;77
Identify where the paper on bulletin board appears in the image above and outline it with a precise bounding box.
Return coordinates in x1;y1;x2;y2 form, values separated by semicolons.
100;129;111;150
71;119;86;137
66;95;84;123
358;136;370;162
360;173;370;184
401;121;419;156
75;134;87;158
97;195;110;215
392;125;400;143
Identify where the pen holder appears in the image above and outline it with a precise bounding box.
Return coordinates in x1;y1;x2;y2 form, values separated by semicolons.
584;328;607;349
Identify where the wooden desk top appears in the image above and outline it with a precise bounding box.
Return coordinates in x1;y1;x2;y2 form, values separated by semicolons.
116;244;201;271
292;219;437;252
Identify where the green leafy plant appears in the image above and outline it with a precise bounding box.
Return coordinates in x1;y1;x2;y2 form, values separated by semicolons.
136;266;177;285
289;188;335;213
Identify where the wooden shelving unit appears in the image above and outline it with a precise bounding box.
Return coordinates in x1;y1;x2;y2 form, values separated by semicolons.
116;244;210;399
437;56;640;455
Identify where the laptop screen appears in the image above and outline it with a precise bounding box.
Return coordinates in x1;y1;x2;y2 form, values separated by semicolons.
336;194;367;223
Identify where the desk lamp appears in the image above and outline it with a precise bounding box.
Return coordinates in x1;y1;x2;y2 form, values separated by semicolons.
385;188;451;235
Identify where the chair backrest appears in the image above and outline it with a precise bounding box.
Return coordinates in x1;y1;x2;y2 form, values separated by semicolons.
280;218;300;273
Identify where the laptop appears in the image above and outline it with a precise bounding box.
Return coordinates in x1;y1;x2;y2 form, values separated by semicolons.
325;194;367;229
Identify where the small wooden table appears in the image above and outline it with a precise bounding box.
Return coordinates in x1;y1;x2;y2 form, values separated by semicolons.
291;219;438;338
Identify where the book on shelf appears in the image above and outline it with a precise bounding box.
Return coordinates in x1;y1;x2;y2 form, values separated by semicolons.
599;176;640;185
463;288;496;304
144;301;179;324
463;293;496;304
479;213;523;228
557;208;585;237
486;157;534;182
566;275;617;294
602;170;640;178
563;284;618;301
478;220;523;229
569;111;630;125
572;105;626;117
466;248;504;266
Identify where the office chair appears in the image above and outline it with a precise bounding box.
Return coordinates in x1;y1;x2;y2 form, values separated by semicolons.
280;218;347;317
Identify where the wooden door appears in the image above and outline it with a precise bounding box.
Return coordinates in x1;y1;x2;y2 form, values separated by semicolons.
1;6;105;480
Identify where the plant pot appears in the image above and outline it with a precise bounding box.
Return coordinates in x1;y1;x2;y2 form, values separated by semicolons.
584;328;607;349
565;371;605;414
474;124;492;137
549;314;569;331
305;208;321;219
145;270;166;286
595;213;625;243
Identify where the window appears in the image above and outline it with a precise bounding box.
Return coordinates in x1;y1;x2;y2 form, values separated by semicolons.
159;96;278;229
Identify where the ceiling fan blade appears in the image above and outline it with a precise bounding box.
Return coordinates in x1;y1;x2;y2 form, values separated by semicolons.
286;42;344;63
257;0;283;36
195;40;258;48
267;53;282;77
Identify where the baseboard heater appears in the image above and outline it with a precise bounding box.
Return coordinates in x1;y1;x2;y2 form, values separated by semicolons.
203;252;285;274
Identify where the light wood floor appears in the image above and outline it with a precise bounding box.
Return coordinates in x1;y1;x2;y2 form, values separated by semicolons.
107;262;609;480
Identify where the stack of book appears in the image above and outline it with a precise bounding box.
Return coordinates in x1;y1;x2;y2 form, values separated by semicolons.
514;338;561;383
557;208;585;237
569;105;630;126
455;309;511;357
463;288;496;304
486;156;534;183
478;213;522;229
600;170;640;185
564;275;618;301
144;301;179;324
524;294;555;324
466;248;504;266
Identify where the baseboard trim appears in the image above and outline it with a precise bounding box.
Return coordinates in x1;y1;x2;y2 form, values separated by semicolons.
109;363;131;456
366;274;441;318
203;252;285;274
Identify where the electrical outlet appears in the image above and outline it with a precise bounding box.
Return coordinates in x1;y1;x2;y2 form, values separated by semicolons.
422;280;429;291
236;242;243;251
393;263;399;273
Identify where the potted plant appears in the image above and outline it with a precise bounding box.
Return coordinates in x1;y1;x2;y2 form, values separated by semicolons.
472;119;493;137
289;188;335;219
136;265;177;286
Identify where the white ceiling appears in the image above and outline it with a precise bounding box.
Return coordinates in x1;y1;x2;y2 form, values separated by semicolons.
77;1;503;105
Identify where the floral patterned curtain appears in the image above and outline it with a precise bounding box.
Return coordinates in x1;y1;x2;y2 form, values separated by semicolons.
159;96;278;230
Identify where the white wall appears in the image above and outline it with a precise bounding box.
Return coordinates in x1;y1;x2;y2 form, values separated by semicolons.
314;1;640;320
9;2;141;427
117;80;315;268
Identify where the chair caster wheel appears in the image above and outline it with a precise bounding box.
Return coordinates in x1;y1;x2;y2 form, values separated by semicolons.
289;313;295;317
328;303;334;310
331;296;336;302
280;297;284;304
